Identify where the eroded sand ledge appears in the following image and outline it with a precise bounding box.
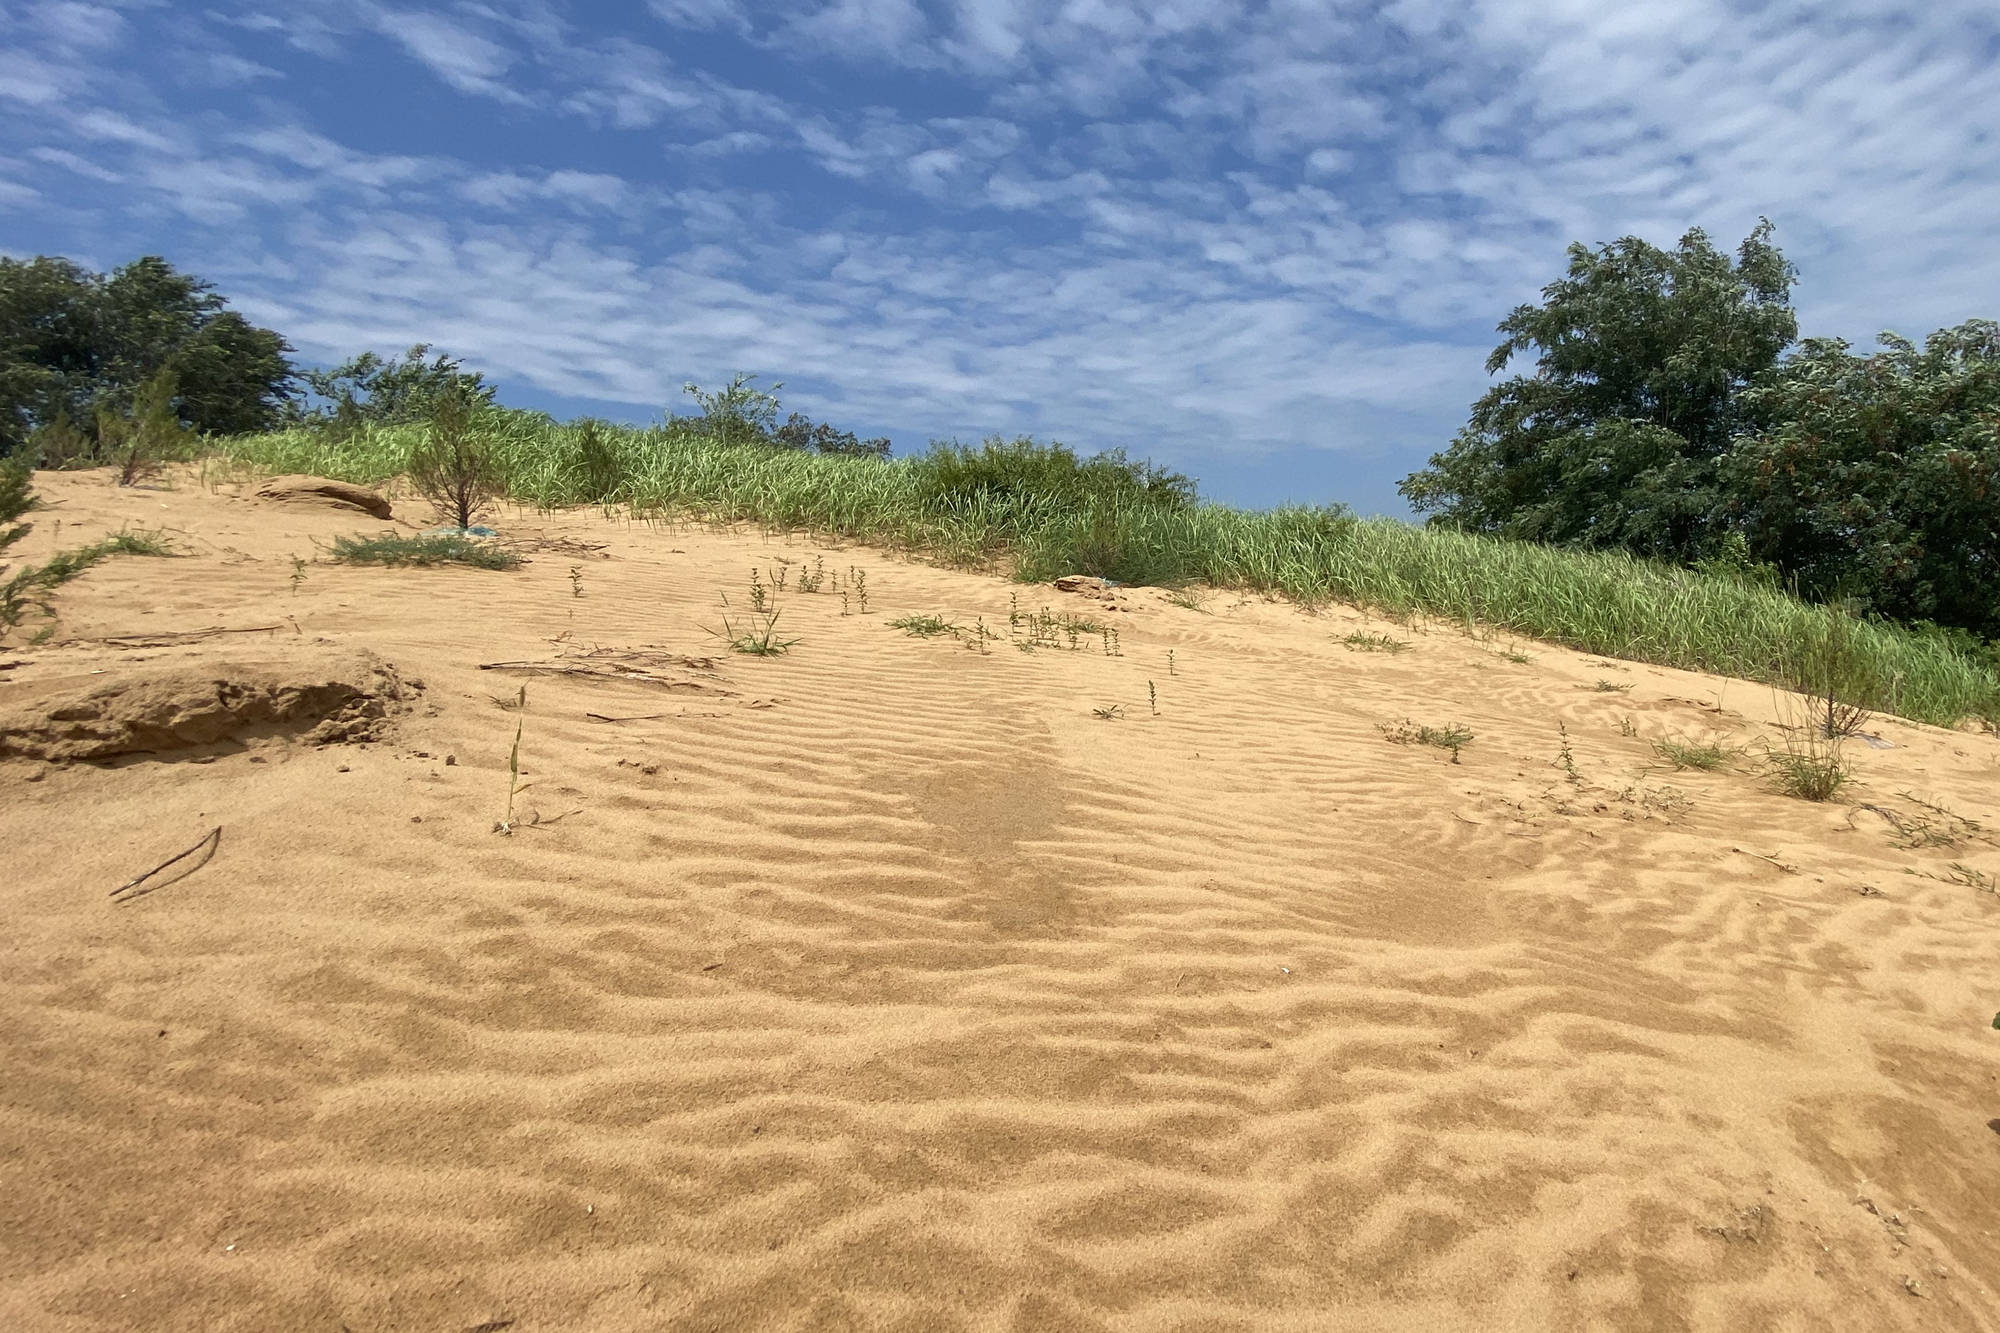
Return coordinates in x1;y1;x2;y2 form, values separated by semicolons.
2;468;1998;1331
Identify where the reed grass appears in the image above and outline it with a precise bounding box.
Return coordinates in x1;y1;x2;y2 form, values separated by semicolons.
211;417;2000;727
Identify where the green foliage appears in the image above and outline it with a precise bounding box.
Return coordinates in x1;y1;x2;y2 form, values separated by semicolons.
1340;632;1409;653
574;418;624;503
912;436;1195;527
1381;719;1474;761
1401;222;1797;560
329;532;521;570
406;387;504;530
889;613;961;637
1726;320;2000;637
299;344;495;435
773;412;891;458
684;373;783;448
111;366;191;486
0;458;33;559
0;254;295;457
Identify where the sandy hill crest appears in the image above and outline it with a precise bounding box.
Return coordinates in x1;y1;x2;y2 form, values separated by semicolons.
3;467;1998;1332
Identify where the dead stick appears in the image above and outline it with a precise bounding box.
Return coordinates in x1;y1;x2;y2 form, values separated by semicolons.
111;827;222;901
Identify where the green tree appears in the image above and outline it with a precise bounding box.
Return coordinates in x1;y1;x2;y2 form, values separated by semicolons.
1401;222;1797;560
1724;320;2000;636
300;343;495;433
0;254;296;456
406;385;504;530
683;373;782;448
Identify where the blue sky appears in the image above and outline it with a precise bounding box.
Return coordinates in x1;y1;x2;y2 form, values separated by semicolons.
3;1;1997;514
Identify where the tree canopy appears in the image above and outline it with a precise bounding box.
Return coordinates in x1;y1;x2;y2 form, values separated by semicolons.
299;343;496;435
1400;222;1797;560
0;255;295;457
1726;320;2000;636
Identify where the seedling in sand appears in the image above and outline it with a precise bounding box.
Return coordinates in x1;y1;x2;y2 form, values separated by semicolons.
289;556;307;595
1592;679;1634;693
495;717;526;834
1148;681;1158;715
1556;722;1583;786
797;556;827;594
1092;704;1125;720
748;568;768;613
1763;731;1849;802
1380;719;1473;762
1168;649;1176;677
569;565;584;597
1619;716;1637;737
850;568;869;613
1165;587;1210;613
1341;632;1409;654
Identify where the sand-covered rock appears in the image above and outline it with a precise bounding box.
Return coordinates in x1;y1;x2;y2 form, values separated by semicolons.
253;474;393;519
0;649;416;760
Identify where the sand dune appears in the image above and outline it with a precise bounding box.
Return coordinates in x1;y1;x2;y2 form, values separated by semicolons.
3;468;1998;1331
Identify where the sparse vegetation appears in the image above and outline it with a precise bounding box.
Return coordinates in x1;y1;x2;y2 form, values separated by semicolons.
406;386;504;531
1381;719;1474;762
1341;632;1409;653
330;532;521;569
1;463;177;633
1091;703;1125;720
1591;678;1633;693
1556;722;1583;785
209;418;2000;727
711;600;798;655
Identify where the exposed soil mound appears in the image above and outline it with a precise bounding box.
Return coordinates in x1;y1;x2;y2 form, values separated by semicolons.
0;649;417;761
253;475;393;519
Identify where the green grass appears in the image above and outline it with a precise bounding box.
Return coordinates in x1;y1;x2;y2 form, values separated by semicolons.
888;613;961;638
330;532;521;569
1653;737;1737;772
211;416;2000;727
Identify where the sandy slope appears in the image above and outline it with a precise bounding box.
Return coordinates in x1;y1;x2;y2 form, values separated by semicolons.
3;467;1998;1332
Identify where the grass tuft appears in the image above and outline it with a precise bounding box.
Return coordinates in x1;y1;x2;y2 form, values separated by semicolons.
331;533;521;570
1340;632;1410;653
1654;737;1737;771
1380;719;1473;761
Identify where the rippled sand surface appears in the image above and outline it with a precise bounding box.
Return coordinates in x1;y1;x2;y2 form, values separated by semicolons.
4;469;1998;1331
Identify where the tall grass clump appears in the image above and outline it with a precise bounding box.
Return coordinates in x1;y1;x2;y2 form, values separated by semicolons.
208;419;2000;727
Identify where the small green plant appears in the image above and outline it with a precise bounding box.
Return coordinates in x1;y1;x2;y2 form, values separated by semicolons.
1341;632;1409;653
889;613;960;637
1653;737;1735;771
1102;626;1121;656
839;590;851;616
850;567;869;613
970;617;993;653
1168;649;1176;677
109;366;188;487
1008;592;1021;628
289;555;308;594
569;564;584;597
330;533;521;569
1502;649;1533;664
748;567;768;613
1380;719;1473;762
1148;680;1158;715
1166;587;1210;612
1;465;176;634
1592;679;1634;693
1556;722;1583;786
798;555;827;594
1091;703;1125;720
1619;716;1637;737
711;597;798;655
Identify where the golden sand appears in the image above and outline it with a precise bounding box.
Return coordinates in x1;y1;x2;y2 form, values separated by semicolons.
3;469;1997;1330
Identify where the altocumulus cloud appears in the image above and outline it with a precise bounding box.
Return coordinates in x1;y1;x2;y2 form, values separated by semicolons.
1;0;1996;511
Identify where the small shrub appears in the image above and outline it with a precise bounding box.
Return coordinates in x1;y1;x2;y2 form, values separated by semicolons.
110;367;189;486
575;419;624;503
407;387;503;530
331;533;521;569
713;607;798;655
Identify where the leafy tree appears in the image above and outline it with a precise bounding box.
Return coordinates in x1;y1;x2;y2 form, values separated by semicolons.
1724;320;2000;636
0;254;295;456
772;412;891;459
1401;222;1797;560
299;344;494;434
682;373;782;448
